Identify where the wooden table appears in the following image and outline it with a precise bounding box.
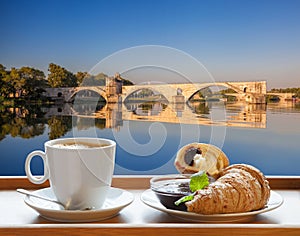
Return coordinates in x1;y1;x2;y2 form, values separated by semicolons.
0;176;299;236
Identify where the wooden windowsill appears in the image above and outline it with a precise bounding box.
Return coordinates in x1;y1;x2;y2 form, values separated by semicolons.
0;176;299;236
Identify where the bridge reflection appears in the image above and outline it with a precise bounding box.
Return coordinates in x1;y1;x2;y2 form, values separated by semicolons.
45;100;267;129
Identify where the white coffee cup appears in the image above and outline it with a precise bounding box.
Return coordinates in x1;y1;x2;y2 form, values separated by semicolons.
25;137;116;210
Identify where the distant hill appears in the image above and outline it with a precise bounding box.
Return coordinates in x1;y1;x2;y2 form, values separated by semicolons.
81;73;134;86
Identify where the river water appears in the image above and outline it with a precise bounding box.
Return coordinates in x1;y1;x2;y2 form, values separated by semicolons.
0;100;299;176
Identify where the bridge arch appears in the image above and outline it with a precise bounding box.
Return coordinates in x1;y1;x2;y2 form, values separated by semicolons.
67;87;108;102
123;85;175;103
266;92;296;101
124;87;168;103
184;82;244;101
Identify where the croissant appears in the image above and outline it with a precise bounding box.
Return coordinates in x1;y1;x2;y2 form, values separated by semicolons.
185;164;271;214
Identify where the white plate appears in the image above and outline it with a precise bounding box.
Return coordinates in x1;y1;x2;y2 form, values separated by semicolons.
141;189;283;223
23;187;134;222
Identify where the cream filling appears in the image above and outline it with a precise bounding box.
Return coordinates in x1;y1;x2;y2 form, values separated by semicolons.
193;153;218;174
193;154;209;170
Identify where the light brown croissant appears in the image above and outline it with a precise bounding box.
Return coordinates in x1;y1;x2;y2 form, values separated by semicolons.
185;164;271;214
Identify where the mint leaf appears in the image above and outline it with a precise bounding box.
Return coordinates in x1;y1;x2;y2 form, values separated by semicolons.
174;194;194;206
189;171;209;192
174;171;210;207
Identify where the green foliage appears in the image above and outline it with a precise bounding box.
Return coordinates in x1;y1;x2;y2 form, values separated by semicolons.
6;68;24;98
0;105;47;140
0;63;135;101
47;116;72;140
19;66;47;97
199;87;213;97
174;194;194;206
219;88;236;94
189;171;210;192
0;64;46;99
0;64;13;97
75;71;88;85
48;63;78;87
174;171;209;206
269;87;300;98
188;101;210;114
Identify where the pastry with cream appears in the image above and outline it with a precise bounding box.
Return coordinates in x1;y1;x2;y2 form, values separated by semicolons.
174;143;229;179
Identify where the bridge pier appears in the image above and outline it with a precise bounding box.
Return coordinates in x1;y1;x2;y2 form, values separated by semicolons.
245;94;266;104
107;95;122;103
172;95;185;103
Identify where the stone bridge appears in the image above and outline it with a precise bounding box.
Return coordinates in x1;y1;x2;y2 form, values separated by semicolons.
122;81;267;104
44;81;268;104
267;92;296;101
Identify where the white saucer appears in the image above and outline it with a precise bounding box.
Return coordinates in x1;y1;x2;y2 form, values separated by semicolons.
23;187;134;222
141;189;283;223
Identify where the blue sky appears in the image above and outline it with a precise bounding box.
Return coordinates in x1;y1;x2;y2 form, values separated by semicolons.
1;0;299;88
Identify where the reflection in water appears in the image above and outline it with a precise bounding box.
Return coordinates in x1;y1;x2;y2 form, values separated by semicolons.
1;99;299;141
187;101;210;116
48;116;72;140
0;105;47;140
224;102;267;128
1;100;300;176
0;100;274;141
124;101;267;128
126;102;168;117
72;101;106;116
187;101;268;128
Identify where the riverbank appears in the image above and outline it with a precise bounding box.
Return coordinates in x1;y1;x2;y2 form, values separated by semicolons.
0;96;54;106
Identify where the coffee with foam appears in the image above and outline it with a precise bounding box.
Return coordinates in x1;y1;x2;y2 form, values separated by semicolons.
25;137;116;210
52;141;109;149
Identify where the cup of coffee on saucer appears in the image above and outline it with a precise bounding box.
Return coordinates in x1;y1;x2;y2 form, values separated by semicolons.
25;137;116;210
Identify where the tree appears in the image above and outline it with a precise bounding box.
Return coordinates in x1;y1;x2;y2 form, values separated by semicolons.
0;65;16;98
48;116;72;139
0;105;46;140
47;63;78;87
0;64;10;97
75;71;89;85
269;87;300;98
3;67;26;98
19;67;47;98
0;65;47;99
0;64;5;79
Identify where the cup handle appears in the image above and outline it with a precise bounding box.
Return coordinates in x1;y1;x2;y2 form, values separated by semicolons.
25;150;49;184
